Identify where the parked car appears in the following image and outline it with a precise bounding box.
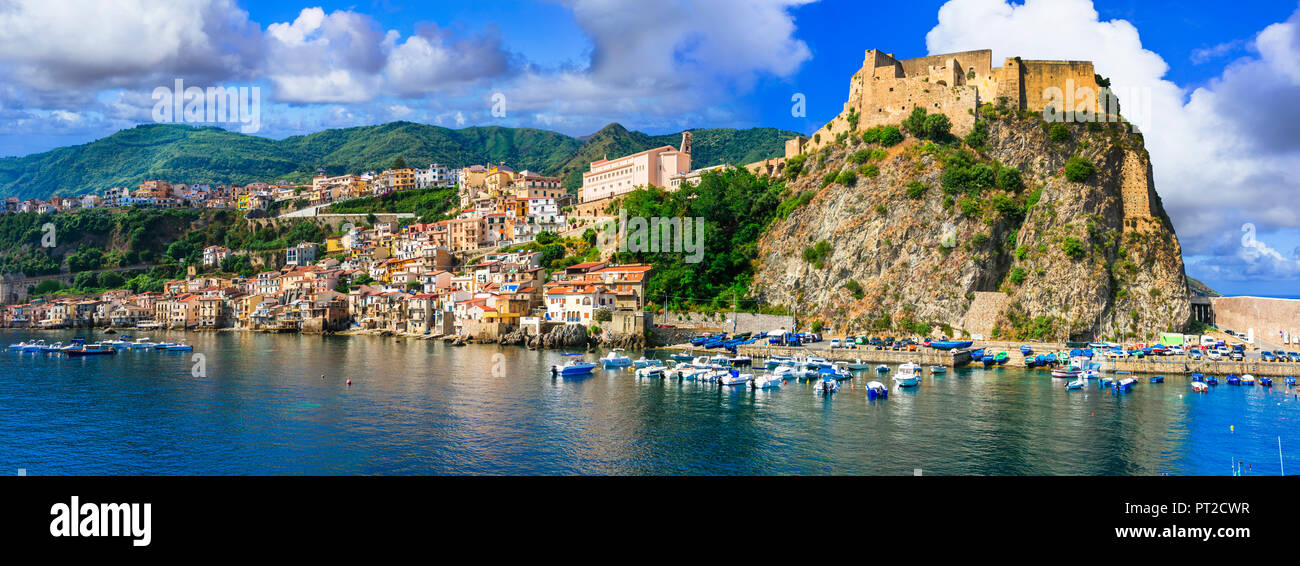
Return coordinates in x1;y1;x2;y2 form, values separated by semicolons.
1272;350;1288;361
1230;351;1245;361
1262;351;1276;362
1188;350;1203;360
1169;346;1184;355
1207;350;1222;360
1289;351;1300;362
830;338;841;349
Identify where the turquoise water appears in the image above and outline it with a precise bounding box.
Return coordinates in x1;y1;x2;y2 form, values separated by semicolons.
2;329;1297;475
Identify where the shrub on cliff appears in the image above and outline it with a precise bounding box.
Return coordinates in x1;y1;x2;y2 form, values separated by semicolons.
902;107;929;137
1009;267;1027;285
1048;122;1070;142
906;181;927;199
835;170;857;187
803;240;831;269
862;125;903;147
964;121;989;148
923;113;952;140
1065;156;1095;182
996;166;1022;191
1061;237;1086;260
844;279;864;300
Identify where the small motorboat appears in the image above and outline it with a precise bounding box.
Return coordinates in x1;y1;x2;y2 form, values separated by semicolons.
866;381;888;399
929;366;946;374
764;356;794;369
600;350;633;369
819;362;852;381
558;360;597;377
1285;376;1296;387
729;355;753;368
1191;381;1209;393
981;354;996;367
875;365;889;373
65;343;117;357
1226;375;1241;386
1206;375;1220;385
1051;367;1081;378
892;362;922;387
1191;373;1204;382
1260;377;1273;387
163;341;193;351
750;374;783;390
670;353;694;362
993;351;1009;365
128;338;156;349
1241;374;1256;386
1112;377;1136;392
1065;379;1085;390
719;370;753;386
1019;345;1033;355
60;338;86;351
813;377;839;395
634;365;666;379
1149;375;1164;383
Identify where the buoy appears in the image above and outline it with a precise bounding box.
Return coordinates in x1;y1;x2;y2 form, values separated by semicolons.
1230;425;1234;433
346;379;352;386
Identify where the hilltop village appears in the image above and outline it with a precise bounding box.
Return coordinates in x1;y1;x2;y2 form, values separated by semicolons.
0;48;1216;347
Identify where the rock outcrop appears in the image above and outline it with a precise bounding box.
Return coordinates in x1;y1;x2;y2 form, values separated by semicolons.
751;115;1191;342
533;323;592;349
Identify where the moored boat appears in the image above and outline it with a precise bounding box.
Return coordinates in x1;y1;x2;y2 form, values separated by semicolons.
1149;375;1164;383
719;370;753;386
558;360;597;376
929;365;946;374
750;374;783;390
813;377;838;395
892;362;922;387
65;343;116;357
929;340;973;350
600;350;633;369
866;380;888;399
1191;381;1209;393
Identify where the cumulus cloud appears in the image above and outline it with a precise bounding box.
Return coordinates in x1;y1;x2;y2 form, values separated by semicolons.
0;0;261;91
926;0;1300;285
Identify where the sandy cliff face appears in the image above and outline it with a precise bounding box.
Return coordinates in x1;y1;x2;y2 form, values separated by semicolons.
751;116;1190;341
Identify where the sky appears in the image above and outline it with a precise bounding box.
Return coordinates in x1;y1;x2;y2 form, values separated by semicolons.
0;0;1297;296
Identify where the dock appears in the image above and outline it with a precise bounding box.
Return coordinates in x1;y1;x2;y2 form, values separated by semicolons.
734;344;972;366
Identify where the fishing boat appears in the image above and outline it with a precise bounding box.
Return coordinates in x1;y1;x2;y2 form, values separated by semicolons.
1226;374;1241;386
1206;375;1220;385
1065;379;1085;390
980;354;996;367
1149;375;1165;383
929;340;973;350
163;341;193;352
600;350;633;369
1191;381;1209;393
1286;376;1296;387
632;357;653;368
875;364;889;373
1191;373;1204;382
719;370;754;386
1051;366;1081;378
750;374;783;390
670;353;694;362
813;377;839;395
558;360;597;377
866;381;889;399
1260;377;1273;387
1112;377;1136;392
930;366;946;374
892;362;922;387
65;343;116;357
993;351;1009;365
1019;345;1034;355
1241;374;1256;386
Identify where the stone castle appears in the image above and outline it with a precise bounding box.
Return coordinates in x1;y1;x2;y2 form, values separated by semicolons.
751;48;1106;169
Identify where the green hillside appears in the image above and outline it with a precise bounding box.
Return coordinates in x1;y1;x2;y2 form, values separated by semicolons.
0;121;800;199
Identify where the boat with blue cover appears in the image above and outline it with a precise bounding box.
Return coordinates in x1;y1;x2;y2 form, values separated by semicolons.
866;381;888;399
929;340;973;350
559;360;597;376
1149;375;1164;383
813;376;838;395
600;350;633;368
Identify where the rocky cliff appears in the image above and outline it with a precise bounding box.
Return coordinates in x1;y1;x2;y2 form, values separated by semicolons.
751;113;1191;342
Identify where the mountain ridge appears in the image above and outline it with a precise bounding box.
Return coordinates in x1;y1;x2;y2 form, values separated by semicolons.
0;121;800;199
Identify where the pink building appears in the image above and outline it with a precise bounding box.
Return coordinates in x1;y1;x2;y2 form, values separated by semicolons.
580;132;692;203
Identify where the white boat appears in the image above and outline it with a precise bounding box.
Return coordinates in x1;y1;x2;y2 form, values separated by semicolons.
819;362;852;381
719;371;753;386
128;338;156;349
1191;381;1209;393
750;374;783;389
634;365;666;378
632;357;653;368
163;341;193;351
600;350;633;368
813;378;839;394
866;381;889;399
1065;379;1085;390
892;362;923;387
1241;374;1256;386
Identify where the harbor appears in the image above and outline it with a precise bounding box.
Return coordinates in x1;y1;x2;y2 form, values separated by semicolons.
5;327;1299;476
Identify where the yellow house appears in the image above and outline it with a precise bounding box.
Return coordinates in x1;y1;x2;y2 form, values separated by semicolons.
236;194;251;211
326;235;345;253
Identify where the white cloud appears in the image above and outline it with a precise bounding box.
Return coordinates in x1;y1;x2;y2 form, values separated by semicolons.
926;0;1300;284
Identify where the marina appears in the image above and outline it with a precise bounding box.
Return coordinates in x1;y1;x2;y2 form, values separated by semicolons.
4;328;1298;475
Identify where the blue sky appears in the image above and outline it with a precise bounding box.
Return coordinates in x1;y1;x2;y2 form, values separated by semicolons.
0;0;1298;295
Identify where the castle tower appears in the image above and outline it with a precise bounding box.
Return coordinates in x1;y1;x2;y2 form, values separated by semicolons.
679;131;692;155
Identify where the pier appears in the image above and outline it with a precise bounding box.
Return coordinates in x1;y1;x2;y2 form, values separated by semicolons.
733;344;971;366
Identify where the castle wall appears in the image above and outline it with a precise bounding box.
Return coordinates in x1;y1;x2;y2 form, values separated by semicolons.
898;49;992;80
1016;60;1099;113
1119;148;1154;220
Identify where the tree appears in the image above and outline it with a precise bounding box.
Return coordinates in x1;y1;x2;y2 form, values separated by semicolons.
902;106;929;137
392;156;407;169
964;121;989;147
593;308;612;323
923;113;952;140
98;271;125;290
